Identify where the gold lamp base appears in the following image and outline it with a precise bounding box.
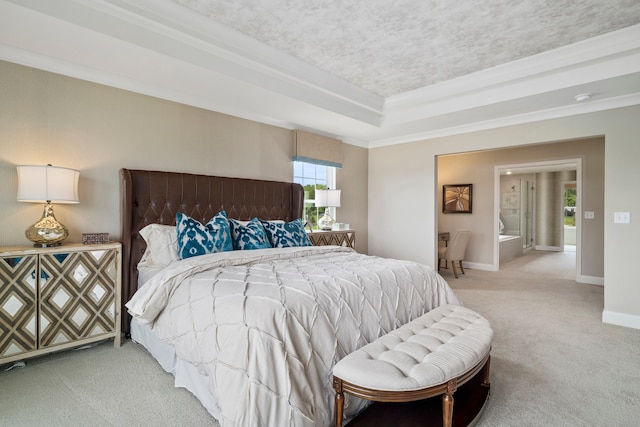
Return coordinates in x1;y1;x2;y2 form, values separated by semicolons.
26;203;69;247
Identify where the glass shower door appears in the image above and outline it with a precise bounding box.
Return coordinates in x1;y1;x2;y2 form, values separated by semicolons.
521;180;534;249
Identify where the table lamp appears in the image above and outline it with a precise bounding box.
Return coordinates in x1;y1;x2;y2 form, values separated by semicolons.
315;189;341;230
16;164;80;247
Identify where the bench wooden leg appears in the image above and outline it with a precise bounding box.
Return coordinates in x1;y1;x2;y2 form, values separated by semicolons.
482;355;491;389
458;260;465;275
451;262;459;278
442;379;457;427
333;377;344;427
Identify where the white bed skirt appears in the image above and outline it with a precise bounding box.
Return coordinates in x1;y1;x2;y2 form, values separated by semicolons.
130;318;221;421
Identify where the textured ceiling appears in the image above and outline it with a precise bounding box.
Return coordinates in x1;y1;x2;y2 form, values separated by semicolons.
174;0;640;97
3;0;639;146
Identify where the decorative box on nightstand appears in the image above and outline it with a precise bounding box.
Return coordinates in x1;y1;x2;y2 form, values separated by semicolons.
0;242;121;365
307;229;356;249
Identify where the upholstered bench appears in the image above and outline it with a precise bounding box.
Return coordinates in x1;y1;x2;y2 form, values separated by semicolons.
332;304;494;427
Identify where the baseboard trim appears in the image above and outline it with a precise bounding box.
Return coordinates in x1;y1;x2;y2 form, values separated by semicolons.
602;310;640;330
576;275;604;286
534;245;562;251
462;262;496;272
459;261;601;283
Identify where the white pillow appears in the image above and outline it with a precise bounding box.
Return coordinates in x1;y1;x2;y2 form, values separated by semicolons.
138;223;179;269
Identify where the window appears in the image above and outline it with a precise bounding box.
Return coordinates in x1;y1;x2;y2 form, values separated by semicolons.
293;161;336;230
564;184;577;226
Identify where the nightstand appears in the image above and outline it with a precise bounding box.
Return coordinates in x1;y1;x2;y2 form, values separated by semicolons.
307;229;356;249
0;242;121;365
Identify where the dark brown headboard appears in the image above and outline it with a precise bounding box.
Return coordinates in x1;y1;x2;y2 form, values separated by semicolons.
120;168;304;334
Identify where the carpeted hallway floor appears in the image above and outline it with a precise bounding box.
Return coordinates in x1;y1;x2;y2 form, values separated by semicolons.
1;249;639;426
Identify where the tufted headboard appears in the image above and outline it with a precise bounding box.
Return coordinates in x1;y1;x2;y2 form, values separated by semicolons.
119;168;304;333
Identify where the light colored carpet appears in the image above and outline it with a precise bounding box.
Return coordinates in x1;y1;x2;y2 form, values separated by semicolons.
1;250;639;426
0;340;216;426
442;249;640;427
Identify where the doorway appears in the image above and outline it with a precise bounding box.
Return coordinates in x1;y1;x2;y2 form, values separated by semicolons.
494;159;581;280
563;181;577;252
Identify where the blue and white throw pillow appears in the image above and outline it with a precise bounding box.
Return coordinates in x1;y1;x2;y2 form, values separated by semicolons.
176;211;233;259
261;218;313;248
228;218;272;250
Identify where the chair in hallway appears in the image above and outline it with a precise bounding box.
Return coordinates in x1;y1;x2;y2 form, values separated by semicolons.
438;231;470;279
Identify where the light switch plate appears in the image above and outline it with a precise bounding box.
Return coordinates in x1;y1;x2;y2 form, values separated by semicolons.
584;211;595;219
614;212;631;224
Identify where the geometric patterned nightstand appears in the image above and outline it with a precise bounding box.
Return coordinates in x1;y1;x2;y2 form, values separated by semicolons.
307;230;356;250
0;243;121;365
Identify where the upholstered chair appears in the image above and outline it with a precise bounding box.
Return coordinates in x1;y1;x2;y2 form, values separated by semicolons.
438;230;470;278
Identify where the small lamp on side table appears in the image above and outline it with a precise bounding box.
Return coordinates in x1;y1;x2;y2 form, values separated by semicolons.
315;189;341;231
16;164;80;247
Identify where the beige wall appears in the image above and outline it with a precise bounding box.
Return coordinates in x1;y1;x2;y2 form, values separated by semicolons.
338;144;369;253
369;109;640;329
0;61;368;252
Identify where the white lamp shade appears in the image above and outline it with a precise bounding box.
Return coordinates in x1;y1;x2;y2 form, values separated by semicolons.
315;189;341;207
17;165;80;203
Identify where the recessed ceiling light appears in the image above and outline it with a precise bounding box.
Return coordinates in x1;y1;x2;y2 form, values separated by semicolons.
574;93;592;102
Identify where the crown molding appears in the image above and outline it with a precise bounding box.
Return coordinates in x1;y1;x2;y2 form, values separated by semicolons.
1;0;385;125
383;25;640;125
369;92;640;148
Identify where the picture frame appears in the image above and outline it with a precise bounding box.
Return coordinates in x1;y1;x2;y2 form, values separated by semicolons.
443;184;473;213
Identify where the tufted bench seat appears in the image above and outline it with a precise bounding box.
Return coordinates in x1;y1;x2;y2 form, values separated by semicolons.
332;304;494;427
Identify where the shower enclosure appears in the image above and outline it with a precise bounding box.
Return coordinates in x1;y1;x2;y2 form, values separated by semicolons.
500;174;534;249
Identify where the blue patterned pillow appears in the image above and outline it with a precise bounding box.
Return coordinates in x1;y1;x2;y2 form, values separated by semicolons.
228;218;272;250
261;218;313;248
176;211;233;259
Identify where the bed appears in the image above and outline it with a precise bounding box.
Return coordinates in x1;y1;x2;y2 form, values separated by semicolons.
120;168;460;427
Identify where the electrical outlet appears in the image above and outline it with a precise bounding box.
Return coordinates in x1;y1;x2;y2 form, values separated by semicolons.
584;211;595;219
614;212;631;224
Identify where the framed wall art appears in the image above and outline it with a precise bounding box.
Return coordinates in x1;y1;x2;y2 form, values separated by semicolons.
443;184;473;213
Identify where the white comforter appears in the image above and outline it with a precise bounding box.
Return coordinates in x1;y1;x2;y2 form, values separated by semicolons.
127;246;460;427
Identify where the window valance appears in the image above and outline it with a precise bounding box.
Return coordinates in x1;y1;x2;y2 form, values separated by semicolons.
292;130;343;168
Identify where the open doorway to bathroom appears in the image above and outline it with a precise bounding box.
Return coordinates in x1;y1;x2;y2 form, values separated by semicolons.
495;159;580;280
